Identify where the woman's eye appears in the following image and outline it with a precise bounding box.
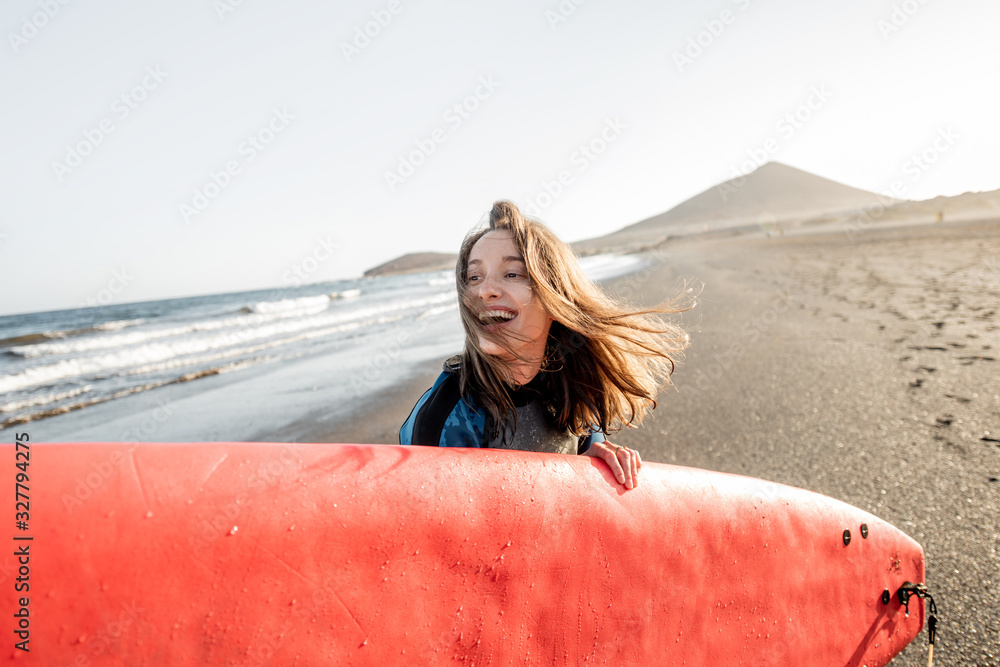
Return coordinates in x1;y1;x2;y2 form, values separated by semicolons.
506;272;521;279
468;275;481;282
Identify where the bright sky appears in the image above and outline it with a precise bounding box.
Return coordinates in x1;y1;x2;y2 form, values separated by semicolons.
1;0;997;316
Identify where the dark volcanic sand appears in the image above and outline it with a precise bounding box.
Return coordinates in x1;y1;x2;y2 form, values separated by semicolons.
311;218;1000;666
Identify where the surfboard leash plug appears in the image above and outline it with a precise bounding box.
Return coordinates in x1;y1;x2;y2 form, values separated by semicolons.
896;581;938;666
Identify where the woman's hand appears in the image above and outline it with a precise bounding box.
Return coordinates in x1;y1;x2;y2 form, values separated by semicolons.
583;440;642;489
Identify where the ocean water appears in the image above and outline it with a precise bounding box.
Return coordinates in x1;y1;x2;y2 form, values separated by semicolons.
0;253;648;441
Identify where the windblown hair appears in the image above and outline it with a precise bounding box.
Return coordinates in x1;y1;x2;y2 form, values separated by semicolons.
450;200;693;441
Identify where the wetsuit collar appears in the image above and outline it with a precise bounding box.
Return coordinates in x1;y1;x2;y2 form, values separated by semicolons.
505;372;548;407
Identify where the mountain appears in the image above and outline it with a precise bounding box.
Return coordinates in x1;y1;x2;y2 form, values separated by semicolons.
363;252;457;277
364;162;1000;274
586;162;896;248
874;188;1000;224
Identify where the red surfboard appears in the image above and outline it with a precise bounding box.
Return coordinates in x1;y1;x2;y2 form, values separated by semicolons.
3;441;926;665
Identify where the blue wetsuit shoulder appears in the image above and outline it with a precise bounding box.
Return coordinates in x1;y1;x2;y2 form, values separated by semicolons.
398;371;448;445
399;370;486;447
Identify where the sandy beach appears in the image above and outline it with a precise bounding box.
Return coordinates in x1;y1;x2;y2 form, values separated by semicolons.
5;160;996;663
311;215;1000;665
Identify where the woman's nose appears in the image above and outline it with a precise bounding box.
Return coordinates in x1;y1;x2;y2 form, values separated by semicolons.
477;274;501;299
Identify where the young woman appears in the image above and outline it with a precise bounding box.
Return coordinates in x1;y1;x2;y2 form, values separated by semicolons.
399;201;690;489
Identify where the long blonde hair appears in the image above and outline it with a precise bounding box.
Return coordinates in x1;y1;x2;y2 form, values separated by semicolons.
450;200;692;440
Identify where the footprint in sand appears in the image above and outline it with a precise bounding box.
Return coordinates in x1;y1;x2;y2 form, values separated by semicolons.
935;414;955;427
958;355;997;365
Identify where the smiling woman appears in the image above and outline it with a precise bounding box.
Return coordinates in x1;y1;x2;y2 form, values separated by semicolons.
399;200;692;489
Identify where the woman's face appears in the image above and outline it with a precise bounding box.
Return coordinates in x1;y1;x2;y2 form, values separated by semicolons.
467;230;553;362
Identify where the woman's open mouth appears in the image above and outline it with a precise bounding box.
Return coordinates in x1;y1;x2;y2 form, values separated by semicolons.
478;308;518;330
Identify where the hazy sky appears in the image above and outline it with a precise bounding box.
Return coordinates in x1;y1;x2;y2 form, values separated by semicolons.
2;0;997;316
